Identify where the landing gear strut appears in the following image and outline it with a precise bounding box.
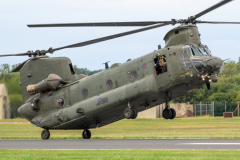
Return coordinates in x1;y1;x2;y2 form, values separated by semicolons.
82;129;91;139
123;108;138;119
162;92;176;120
41;129;50;140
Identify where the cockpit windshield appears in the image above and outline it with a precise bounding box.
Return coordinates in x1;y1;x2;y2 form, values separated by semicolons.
182;44;211;56
190;48;202;56
204;45;212;55
198;47;208;55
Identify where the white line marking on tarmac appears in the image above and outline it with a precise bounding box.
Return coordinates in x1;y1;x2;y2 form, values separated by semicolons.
177;143;240;145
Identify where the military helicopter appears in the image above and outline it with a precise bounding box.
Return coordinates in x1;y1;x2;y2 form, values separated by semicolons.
1;0;239;140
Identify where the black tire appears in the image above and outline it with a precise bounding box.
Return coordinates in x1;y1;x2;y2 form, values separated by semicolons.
131;108;138;119
82;129;91;139
124;108;134;119
162;108;172;119
170;108;176;119
41;129;50;140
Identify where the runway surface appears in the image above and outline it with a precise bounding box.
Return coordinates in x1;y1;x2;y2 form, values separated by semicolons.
1;139;240;150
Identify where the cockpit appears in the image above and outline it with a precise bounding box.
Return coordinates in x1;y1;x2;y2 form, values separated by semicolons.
181;44;212;56
180;44;215;75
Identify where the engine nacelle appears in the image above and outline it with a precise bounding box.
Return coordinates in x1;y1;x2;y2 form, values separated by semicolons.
27;74;65;95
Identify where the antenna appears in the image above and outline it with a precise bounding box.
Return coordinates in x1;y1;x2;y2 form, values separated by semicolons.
103;61;110;69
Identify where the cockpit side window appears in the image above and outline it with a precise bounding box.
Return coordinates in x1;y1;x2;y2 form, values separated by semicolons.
179;49;193;70
183;50;189;59
179;50;190;59
180;51;184;60
188;48;193;56
182;60;193;70
181;45;191;49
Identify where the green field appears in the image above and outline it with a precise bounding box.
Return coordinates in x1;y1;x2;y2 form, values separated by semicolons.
1;117;240;139
0;150;239;160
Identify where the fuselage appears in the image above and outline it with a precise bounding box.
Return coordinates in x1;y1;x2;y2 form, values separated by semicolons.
18;25;223;130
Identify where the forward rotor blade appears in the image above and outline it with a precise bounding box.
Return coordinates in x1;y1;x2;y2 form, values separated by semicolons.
199;21;240;24
27;21;173;27
52;23;169;52
0;53;28;57
194;0;233;20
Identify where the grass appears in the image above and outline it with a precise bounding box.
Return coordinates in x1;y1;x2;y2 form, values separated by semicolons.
1;117;240;139
0;150;240;160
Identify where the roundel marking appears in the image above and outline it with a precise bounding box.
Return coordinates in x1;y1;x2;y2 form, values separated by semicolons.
142;63;146;69
98;98;101;102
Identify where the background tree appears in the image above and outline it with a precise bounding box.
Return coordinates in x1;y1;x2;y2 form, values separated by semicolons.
73;65;103;76
11;63;21;71
0;64;10;78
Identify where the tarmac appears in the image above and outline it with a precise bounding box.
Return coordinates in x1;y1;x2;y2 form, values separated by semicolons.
1;139;240;150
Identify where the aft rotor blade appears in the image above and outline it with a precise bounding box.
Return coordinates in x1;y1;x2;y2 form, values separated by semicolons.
0;23;169;57
27;21;173;27
199;21;240;24
0;53;28;57
52;23;169;52
12;59;31;72
194;0;233;20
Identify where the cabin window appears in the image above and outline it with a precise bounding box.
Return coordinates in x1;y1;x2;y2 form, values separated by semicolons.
57;98;64;107
69;64;75;75
154;55;167;75
106;80;113;89
82;89;88;98
131;71;138;79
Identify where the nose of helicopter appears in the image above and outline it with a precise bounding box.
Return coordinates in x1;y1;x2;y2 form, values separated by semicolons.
191;56;223;76
207;56;223;74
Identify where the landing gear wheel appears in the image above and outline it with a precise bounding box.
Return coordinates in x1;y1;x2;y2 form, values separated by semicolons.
41;129;50;140
162;108;172;119
131;108;138;119
82;129;91;139
170;108;176;119
124;108;134;119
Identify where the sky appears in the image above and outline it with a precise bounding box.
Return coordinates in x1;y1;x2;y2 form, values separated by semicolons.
0;0;240;70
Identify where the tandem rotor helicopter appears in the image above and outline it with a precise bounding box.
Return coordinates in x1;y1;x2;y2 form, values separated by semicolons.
1;0;240;140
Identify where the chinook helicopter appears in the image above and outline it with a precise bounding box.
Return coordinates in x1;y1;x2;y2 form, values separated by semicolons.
1;0;239;140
